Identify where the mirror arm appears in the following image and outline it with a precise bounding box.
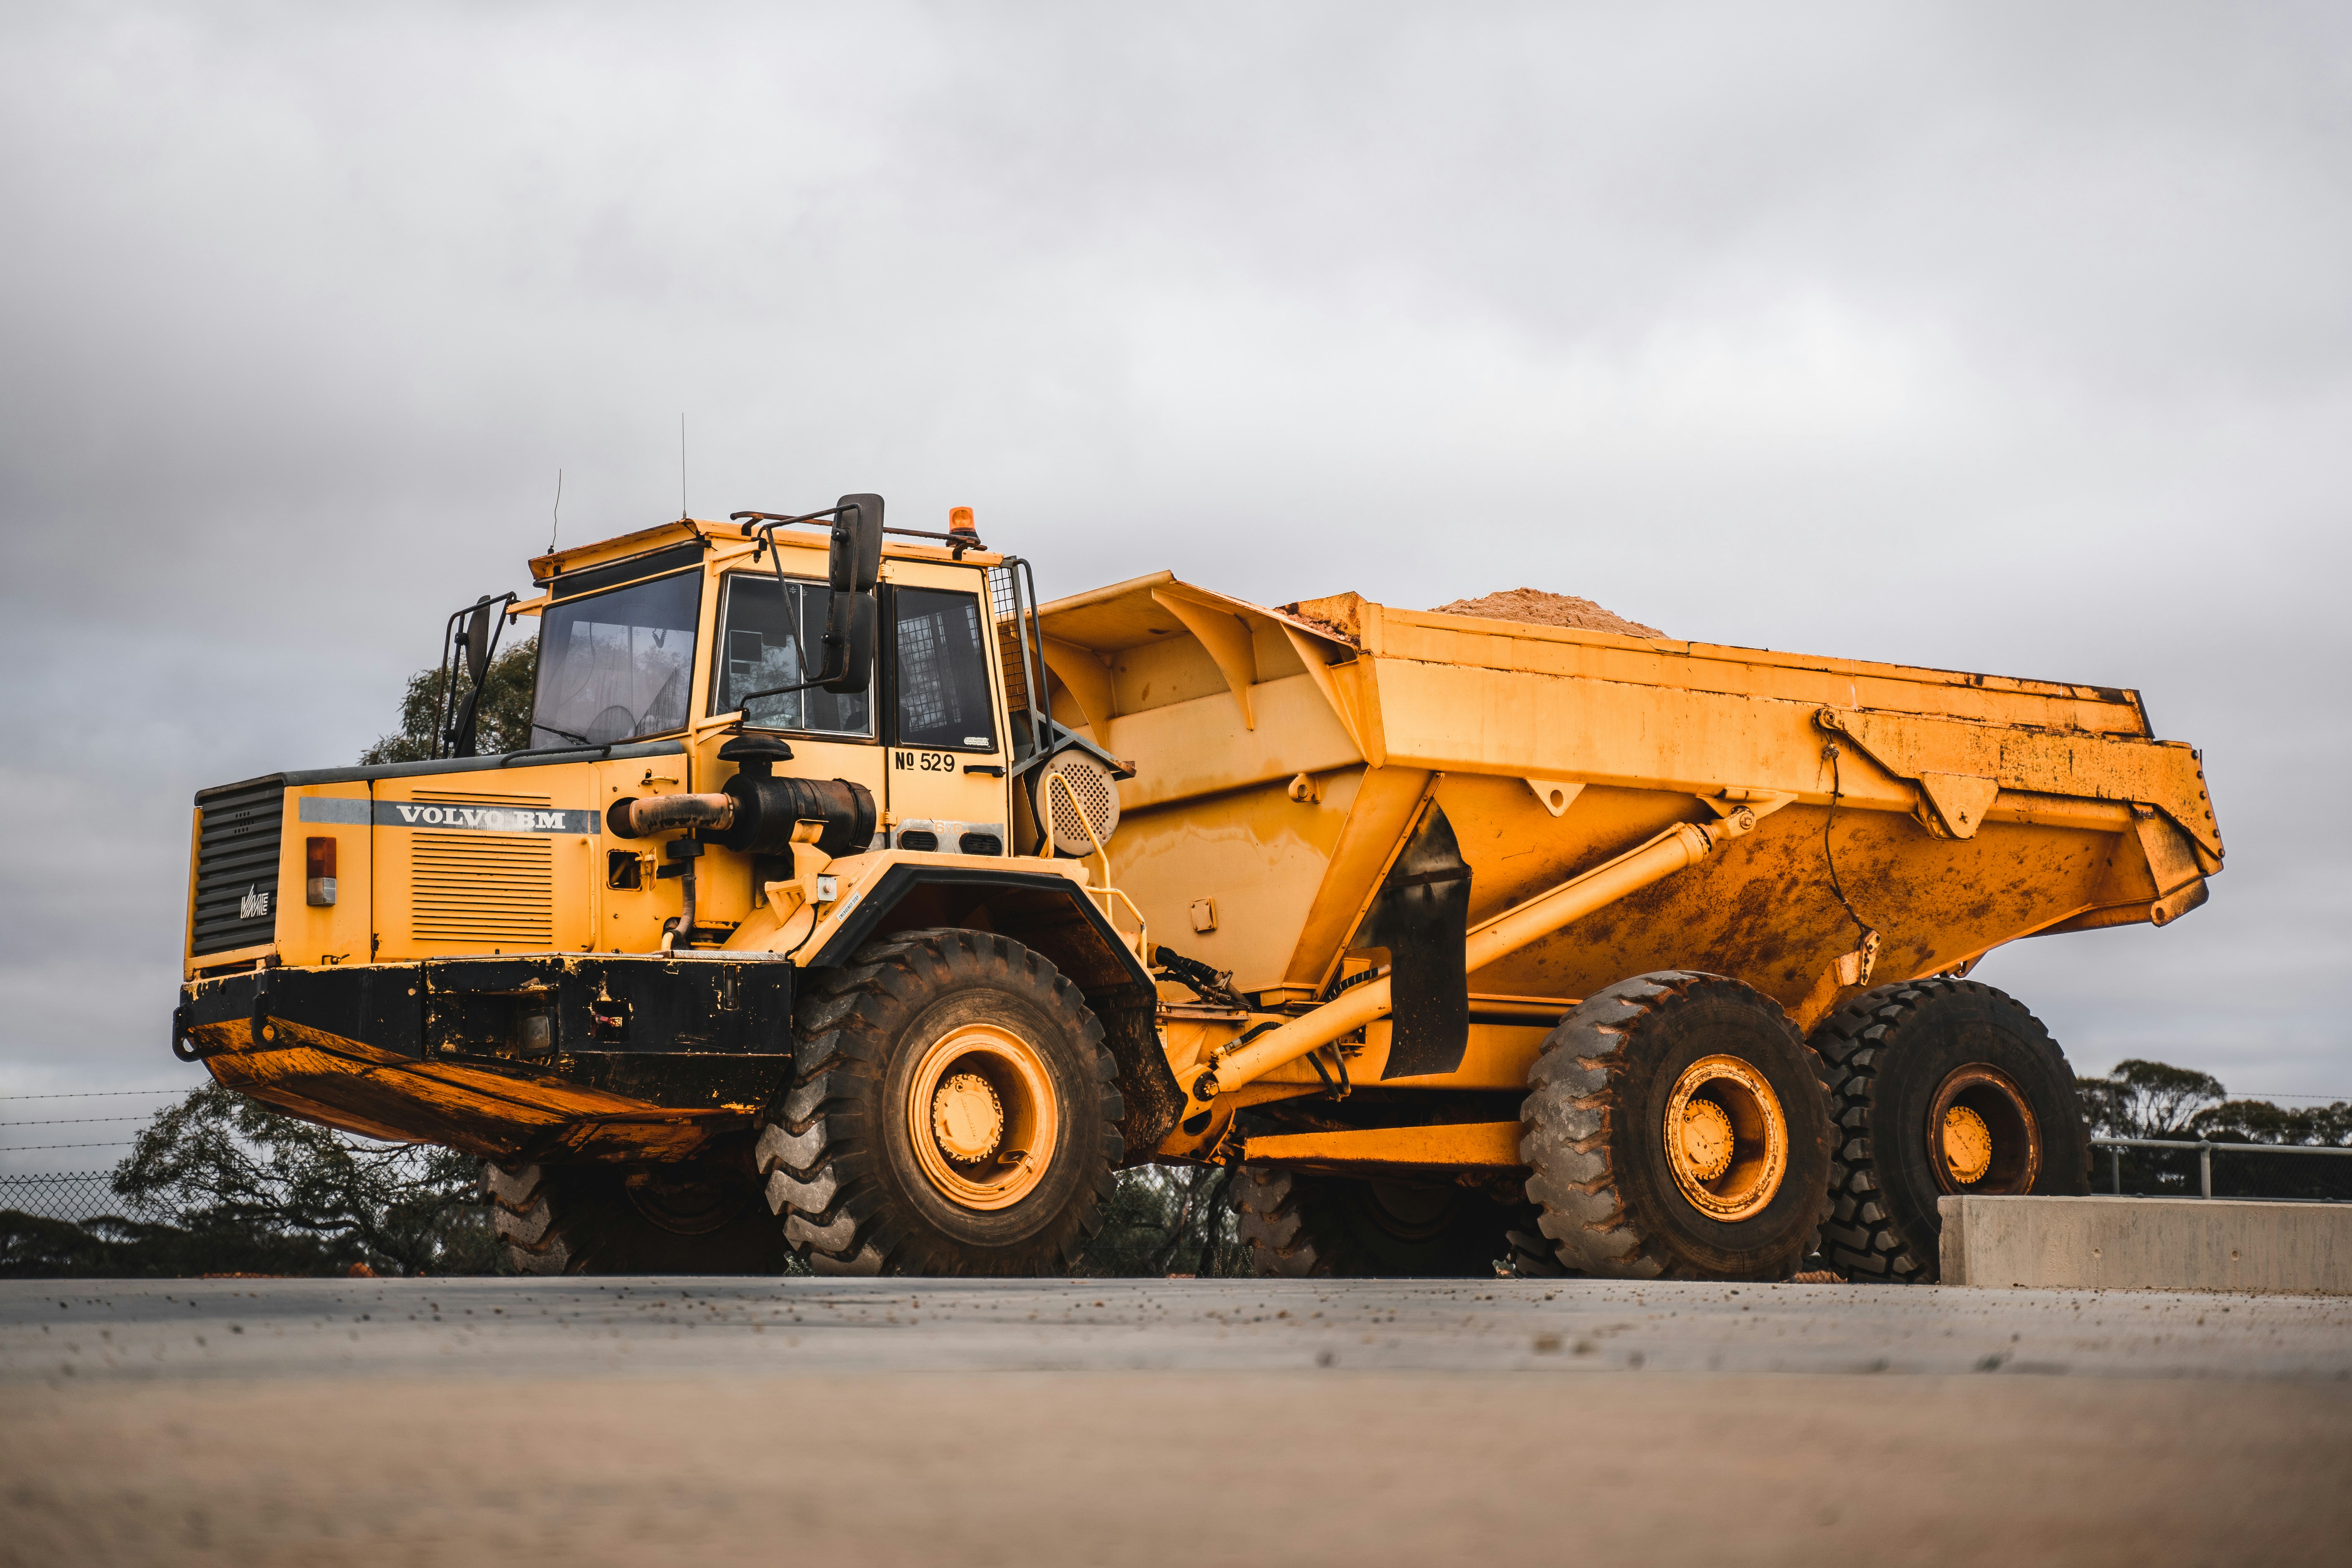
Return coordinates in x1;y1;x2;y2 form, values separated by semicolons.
726;495;880;711
730;514;855;709
729;504;856;536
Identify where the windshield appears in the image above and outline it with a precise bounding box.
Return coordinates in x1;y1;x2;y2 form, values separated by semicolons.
530;571;702;747
713;572;873;736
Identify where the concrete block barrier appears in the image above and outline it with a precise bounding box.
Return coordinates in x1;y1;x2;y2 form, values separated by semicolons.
1940;1195;2352;1294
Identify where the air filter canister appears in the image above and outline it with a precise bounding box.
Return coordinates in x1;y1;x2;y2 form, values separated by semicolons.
1033;752;1121;856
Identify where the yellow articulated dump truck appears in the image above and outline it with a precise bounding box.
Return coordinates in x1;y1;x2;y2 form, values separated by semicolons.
175;495;2223;1281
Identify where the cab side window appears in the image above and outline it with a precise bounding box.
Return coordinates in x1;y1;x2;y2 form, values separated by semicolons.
891;587;997;751
713;573;874;737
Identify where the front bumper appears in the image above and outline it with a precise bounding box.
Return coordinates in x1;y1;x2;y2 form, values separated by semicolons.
175;954;796;1163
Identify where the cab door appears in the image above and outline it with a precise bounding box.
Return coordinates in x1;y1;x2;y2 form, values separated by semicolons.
689;564;889;934
882;580;1011;855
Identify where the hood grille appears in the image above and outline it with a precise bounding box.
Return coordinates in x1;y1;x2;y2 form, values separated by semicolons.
408;792;556;946
191;777;285;957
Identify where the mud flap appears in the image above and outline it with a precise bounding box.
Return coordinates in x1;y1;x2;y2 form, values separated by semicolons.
1354;803;1471;1078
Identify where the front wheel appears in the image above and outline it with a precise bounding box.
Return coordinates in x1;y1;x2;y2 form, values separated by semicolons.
756;929;1124;1276
1519;971;1834;1281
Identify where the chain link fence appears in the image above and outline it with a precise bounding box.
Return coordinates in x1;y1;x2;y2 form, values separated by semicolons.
0;1171;163;1225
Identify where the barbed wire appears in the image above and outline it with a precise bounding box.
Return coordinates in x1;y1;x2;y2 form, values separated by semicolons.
0;1116;155;1127
0;1089;190;1101
1;1141;139;1152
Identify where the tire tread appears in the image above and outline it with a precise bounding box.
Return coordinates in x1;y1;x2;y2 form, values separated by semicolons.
758;928;1123;1277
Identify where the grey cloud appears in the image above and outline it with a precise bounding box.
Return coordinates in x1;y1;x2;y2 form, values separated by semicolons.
1;2;2345;1131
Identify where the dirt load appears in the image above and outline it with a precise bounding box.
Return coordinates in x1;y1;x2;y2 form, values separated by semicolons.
1429;587;1666;639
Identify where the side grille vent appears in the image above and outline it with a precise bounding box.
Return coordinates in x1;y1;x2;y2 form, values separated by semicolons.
191;777;286;957
408;791;556;945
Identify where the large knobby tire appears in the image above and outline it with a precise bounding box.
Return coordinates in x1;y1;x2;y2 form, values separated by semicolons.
484;1160;784;1276
756;929;1123;1276
1813;978;2091;1283
1520;971;1833;1281
1232;1167;1525;1277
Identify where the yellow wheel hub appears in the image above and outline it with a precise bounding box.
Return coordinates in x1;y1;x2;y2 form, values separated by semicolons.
1941;1104;1993;1185
905;1023;1059;1211
1662;1054;1789;1222
933;1073;1004;1162
1928;1064;2042;1195
1679;1099;1735;1182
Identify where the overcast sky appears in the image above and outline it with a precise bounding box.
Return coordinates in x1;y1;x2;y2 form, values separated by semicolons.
2;3;2346;1160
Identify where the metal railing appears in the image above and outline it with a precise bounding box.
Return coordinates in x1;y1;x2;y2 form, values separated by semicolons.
1044;769;1150;962
2091;1137;2352;1200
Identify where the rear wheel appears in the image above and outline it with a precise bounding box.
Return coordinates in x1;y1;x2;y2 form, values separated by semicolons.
1812;978;2090;1283
756;929;1123;1276
484;1160;782;1275
1232;1166;1522;1277
1519;971;1833;1280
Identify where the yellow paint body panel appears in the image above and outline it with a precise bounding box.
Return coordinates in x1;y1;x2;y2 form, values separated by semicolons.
1029;576;2221;1170
1240;1121;1525;1173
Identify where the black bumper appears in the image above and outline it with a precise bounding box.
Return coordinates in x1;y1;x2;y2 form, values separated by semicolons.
176;953;797;1114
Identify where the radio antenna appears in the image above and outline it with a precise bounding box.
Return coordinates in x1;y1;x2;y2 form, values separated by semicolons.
548;468;563;554
679;414;688;520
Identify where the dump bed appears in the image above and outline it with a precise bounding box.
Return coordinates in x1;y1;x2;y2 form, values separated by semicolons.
1035;576;2219;1030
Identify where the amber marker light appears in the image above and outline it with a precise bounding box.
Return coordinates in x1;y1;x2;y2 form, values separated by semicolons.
948;505;977;537
305;836;337;907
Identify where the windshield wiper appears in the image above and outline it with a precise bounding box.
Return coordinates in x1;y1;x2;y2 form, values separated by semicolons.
531;723;594;746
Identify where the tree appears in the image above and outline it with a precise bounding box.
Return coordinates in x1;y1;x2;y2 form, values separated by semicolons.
2076;1060;2352;1200
359;637;539;764
2189;1098;2352;1200
1081;1164;1250;1276
106;1084;497;1276
2;1086;500;1279
2075;1058;2225;1142
0;1213;193;1279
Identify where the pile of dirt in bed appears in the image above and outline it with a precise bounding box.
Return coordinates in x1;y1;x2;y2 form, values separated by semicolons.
1428;587;1665;639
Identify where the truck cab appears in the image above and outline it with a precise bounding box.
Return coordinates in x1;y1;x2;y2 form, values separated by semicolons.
176;499;1167;1255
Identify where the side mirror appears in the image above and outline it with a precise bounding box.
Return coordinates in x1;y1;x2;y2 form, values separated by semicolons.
820;591;876;695
830;493;883;594
819;493;881;695
461;598;495;682
727;494;881;710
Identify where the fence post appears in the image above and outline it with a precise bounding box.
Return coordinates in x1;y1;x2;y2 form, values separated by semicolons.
2111;1146;2122;1195
2199;1142;2212;1199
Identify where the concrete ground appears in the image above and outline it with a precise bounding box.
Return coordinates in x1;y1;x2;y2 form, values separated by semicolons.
5;1274;2349;1566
